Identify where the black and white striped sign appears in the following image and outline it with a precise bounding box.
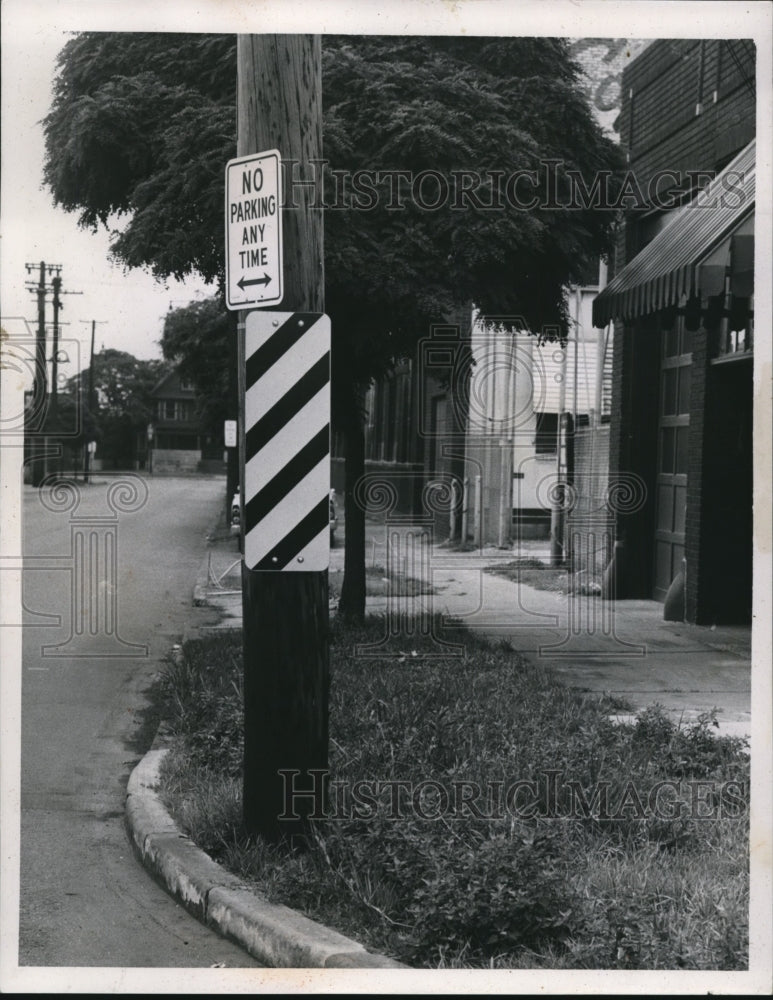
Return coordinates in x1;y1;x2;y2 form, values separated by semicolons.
244;311;330;571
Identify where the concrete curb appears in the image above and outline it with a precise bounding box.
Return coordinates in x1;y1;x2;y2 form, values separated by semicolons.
125;749;408;969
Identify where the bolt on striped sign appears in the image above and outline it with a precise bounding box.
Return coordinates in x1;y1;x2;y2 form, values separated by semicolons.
243;311;330;571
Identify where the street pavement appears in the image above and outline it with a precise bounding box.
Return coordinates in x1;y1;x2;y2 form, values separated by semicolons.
200;501;752;740
18;474;263;969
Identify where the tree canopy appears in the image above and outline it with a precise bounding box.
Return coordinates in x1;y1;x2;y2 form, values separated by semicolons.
159;297;231;437
322;36;621;377
62;349;168;463
43;33;236;284
44;32;622;373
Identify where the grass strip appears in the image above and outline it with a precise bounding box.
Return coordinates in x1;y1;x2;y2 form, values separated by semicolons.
154;617;749;970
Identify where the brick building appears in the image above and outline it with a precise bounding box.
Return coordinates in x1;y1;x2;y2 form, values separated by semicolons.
593;39;756;624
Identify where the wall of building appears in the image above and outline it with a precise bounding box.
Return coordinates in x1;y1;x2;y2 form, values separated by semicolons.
332;318;471;535
618;39;755;183
606;39;755;620
149;448;201;475
464;324;540;542
417;337;469;540
464;286;610;546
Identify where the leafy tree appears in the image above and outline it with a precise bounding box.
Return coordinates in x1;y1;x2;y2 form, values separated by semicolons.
160;298;231;436
43;33;236;284
321;35;622;614
160;297;238;509
63;349;168;467
43;32;623;616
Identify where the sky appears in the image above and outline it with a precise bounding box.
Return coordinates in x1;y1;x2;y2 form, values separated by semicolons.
1;6;211;388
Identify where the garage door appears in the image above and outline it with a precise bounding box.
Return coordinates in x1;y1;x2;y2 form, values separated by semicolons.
653;317;692;601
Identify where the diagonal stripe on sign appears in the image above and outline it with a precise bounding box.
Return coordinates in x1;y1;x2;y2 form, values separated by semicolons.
245;386;328;499
246;354;329;456
245;424;329;533
245;316;328;422
289;523;333;569
245;312;320;385
245;458;328;567
252;497;329;570
243;311;330;572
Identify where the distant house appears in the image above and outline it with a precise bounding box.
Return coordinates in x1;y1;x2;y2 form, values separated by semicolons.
148;369;224;475
463;283;612;545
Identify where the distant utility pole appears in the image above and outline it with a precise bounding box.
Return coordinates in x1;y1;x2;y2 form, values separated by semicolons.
25;261;61;485
79;319;107;482
237;34;328;844
24;262;50;414
50;274;63;422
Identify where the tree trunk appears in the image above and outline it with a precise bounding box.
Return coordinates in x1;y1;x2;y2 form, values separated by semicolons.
338;385;367;621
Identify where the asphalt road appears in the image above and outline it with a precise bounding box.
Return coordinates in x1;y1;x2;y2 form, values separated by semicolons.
19;474;262;969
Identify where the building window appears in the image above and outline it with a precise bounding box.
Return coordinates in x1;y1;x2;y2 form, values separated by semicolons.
179;377;195;391
535;412;558;455
157;399;194;422
715;297;753;359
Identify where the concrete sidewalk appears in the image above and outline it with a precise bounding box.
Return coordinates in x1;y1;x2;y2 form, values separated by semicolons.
355;521;751;740
193;514;751;740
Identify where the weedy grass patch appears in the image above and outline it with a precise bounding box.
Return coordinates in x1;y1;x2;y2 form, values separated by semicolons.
484;558;570;594
156;618;749;970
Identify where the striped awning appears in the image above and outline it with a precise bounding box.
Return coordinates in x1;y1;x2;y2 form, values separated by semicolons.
593;139;755;327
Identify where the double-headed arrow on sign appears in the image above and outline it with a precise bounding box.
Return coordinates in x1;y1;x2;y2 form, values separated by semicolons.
237;273;272;291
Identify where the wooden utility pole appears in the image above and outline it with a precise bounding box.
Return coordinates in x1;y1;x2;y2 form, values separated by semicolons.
237;34;328;844
32;263;48;414
26;262;48;487
49;274;62;428
79;319;106;482
25;261;64;486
